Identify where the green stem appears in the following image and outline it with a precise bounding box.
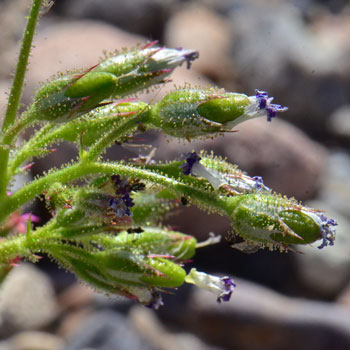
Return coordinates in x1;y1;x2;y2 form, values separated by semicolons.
0;161;225;225
82;111;150;162
2;0;43;132
0;0;44;198
0;219;56;264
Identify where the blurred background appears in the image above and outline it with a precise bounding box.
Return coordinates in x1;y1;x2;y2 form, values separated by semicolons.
0;0;349;349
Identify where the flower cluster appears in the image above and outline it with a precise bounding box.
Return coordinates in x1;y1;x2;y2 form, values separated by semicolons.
0;0;337;311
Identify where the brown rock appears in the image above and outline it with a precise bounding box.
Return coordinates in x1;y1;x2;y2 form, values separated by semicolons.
186;277;350;350
9;331;65;350
164;4;233;83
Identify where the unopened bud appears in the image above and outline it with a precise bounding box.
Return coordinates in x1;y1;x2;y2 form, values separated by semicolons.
30;44;198;123
224;194;336;250
149;89;287;139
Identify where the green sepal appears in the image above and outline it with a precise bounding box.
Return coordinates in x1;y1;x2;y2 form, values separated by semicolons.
225;194;323;247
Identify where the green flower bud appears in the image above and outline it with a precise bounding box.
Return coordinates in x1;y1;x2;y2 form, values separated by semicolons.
30;44;198;123
112;228;197;261
224;194;336;251
47;242;187;308
148;89;287;139
130;190;178;226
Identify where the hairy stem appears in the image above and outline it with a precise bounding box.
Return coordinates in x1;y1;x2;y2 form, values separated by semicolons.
0;162;225;225
0;0;44;198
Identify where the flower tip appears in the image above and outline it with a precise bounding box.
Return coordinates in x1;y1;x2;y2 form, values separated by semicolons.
185;268;236;303
180;152;201;175
145;291;164;310
180;49;199;69
254;89;288;122
317;214;337;249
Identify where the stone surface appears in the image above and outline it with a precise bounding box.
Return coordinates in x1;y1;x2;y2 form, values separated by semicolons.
328;104;350;140
164;4;233;83
227;0;350;137
53;0;176;38
9;331;65;350
294;201;350;297
0;264;58;335
65;310;150;350
319;151;350;218
186;277;350;350
130;305;222;350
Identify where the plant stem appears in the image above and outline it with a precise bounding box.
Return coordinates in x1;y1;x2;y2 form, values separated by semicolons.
2;0;43;132
82;112;149;162
0;162;225;225
0;0;44;198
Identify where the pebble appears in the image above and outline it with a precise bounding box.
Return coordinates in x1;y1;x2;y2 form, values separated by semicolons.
65;310;150;350
164;4;232;82
187;277;350;350
294;200;350;297
0;264;58;336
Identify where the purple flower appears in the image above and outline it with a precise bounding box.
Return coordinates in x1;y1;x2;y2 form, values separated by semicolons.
109;194;134;218
145;291;164;310
217;277;236;303
185;268;236;303
255;89;288;122
318;214;337;249
180;152;201;175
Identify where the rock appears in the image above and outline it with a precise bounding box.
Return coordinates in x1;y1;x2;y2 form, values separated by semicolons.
186;277;350;350
0;0;31;79
57;283;95;312
0;340;10;350
155;118;328;200
328;105;350;140
164;4;233;83
294;201;350;298
337;282;350;308
65;310;150;350
319;151;350;218
9;331;65;350
129;306;222;350
53;0;176;38
227;0;350;137
0;80;10;123
0;264;58;336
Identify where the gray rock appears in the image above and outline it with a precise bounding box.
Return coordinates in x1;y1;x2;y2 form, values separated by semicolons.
0;264;58;335
130;306;222;350
319;151;350;218
227;0;350;137
328;105;350;139
65;310;150;350
54;0;176;38
187;277;350;350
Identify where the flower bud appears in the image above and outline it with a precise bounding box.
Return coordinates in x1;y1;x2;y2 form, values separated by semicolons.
47;243;187;307
113;228;197;261
149;89;287;139
180;151;270;193
224;194;336;250
30;44;198;123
